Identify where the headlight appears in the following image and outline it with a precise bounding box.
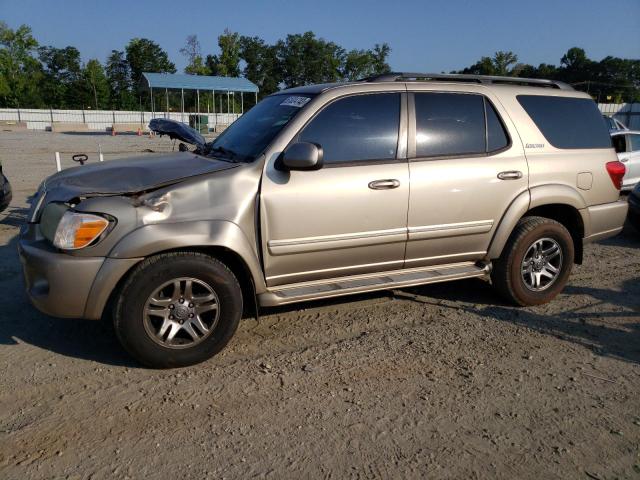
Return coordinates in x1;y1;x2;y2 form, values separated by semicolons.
53;211;110;250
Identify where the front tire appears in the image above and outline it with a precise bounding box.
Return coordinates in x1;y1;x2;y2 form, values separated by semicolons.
491;216;574;306
114;251;242;368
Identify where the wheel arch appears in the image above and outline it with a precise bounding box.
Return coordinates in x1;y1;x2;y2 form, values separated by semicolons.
85;220;265;320
488;185;587;264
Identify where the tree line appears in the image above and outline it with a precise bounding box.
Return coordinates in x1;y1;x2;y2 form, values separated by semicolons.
1;21;638;112
456;49;640;103
0;24;391;111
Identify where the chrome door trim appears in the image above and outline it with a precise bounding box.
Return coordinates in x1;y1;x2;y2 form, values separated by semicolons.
267;227;408;256
408;220;494;241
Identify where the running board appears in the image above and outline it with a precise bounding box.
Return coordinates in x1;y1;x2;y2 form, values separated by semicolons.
258;262;491;307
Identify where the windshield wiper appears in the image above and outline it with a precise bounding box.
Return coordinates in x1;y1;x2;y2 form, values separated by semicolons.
206;145;241;163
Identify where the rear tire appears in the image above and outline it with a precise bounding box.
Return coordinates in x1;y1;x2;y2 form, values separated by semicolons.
114;251;242;368
491;216;574;306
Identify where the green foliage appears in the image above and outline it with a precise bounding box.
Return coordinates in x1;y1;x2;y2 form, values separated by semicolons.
561;47;588;69
106;50;135;110
276;32;344;87
39;45;82;108
206;29;241;77
458;47;640;102
459;51;520;76
0;22;43;107
180;35;209;76
81;59;110;109
1;22;638;109
342;44;391;81
125;38;176;88
195;30;390;97
238;36;280;97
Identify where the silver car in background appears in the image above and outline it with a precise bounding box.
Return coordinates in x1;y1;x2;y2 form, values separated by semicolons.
611;130;640;190
603;115;628;132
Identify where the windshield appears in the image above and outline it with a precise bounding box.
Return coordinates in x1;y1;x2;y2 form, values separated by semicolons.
205;93;314;162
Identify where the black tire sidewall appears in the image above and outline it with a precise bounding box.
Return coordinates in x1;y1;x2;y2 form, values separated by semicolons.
116;254;242;368
508;222;574;305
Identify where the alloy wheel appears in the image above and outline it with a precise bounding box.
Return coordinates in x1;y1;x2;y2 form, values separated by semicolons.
142;277;220;349
521;238;563;292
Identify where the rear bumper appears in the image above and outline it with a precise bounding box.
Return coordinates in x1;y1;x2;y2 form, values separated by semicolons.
583;200;628;243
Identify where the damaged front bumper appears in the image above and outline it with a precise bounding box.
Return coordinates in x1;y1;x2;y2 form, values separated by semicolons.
18;226;105;318
18;224;141;320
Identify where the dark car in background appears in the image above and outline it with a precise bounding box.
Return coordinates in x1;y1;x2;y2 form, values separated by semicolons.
0;163;12;213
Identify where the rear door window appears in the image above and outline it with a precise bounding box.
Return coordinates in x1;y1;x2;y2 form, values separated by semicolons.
413;92;509;157
629;134;640;152
517;95;611;149
415;93;485;157
297;93;400;164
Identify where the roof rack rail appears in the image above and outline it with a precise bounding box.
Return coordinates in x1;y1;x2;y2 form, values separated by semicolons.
361;72;573;91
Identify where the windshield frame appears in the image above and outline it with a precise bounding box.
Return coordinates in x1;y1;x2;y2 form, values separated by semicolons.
204;93;316;163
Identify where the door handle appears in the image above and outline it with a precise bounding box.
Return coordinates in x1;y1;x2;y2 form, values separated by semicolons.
368;179;401;190
497;171;523;180
620;157;628;163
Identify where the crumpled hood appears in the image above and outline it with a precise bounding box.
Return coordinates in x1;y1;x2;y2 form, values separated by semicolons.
149;118;206;147
43;152;237;199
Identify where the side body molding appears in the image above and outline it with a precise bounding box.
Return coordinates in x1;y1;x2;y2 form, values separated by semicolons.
108;220;267;293
488;184;589;259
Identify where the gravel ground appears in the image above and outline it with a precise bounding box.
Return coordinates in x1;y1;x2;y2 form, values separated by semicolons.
0;131;639;480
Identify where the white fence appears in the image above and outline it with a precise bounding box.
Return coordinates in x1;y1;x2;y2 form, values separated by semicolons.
0;108;242;131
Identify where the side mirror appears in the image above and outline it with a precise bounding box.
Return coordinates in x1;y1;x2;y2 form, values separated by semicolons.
280;142;323;171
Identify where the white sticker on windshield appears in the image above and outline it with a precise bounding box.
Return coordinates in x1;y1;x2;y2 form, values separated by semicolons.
280;96;311;108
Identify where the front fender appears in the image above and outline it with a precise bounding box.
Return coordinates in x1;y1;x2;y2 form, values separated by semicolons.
108;220;266;293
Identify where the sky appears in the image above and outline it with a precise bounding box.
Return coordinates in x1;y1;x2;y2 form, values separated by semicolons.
2;0;639;73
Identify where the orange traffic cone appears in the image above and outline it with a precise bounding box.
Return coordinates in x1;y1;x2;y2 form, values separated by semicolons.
137;127;142;136
111;127;117;136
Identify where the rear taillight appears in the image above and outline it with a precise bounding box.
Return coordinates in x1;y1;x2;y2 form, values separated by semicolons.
606;161;626;190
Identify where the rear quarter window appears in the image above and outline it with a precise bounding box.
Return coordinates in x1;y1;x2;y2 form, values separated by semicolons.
517;95;612;149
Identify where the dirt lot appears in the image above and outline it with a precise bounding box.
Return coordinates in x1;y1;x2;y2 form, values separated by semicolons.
0;131;639;479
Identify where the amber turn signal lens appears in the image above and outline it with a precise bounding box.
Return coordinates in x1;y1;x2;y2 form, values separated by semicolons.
53;212;110;250
73;219;109;248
